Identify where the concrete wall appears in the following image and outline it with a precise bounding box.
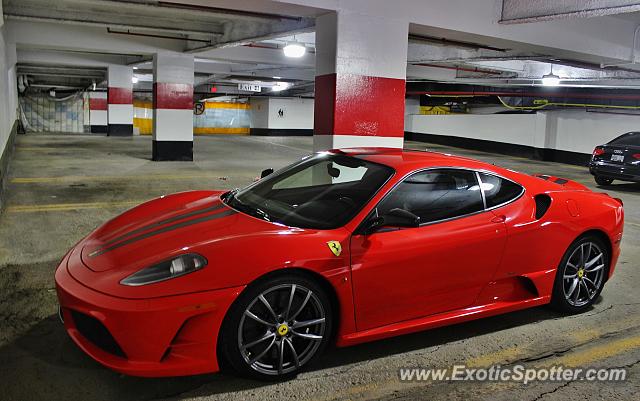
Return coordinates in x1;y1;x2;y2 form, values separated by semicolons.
405;110;640;162
250;97;313;134
405;96;420;115
266;98;314;129
0;8;19;159
548;110;640;154
0;2;19;208
249;98;271;129
405;113;545;148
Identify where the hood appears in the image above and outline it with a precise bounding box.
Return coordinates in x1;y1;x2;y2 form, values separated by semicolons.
80;190;269;272
67;190;349;299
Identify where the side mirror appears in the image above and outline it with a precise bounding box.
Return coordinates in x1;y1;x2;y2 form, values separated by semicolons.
365;208;420;234
260;168;274;178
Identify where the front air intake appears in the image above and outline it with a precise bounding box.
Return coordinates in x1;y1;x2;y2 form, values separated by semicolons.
534;194;552;219
71;310;126;358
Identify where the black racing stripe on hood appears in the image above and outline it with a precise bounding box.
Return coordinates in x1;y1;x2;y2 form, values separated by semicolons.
89;209;236;257
98;202;225;251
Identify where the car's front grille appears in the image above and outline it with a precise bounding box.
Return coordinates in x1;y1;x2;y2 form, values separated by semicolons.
70;310;126;358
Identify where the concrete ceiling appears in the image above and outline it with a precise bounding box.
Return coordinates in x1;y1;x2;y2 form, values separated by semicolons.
7;0;640;96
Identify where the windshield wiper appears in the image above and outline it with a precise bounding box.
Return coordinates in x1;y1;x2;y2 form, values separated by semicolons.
224;191;271;222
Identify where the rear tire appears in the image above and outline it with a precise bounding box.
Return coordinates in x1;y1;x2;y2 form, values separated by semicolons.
550;235;609;313
219;273;333;380
594;176;614;186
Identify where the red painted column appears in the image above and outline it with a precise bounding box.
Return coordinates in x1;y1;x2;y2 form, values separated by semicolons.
88;91;107;133
314;12;409;151
107;65;134;136
152;53;194;161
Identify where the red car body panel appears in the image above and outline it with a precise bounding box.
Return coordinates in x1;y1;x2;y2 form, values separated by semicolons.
55;148;624;377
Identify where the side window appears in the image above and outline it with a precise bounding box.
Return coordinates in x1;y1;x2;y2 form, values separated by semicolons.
377;169;484;224
478;172;523;208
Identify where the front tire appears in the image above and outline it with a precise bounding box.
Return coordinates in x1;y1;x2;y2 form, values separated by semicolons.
550;235;609;313
219;273;333;380
595;176;614;186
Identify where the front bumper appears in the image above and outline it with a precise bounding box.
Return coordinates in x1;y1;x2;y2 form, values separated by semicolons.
589;161;640;182
55;250;244;377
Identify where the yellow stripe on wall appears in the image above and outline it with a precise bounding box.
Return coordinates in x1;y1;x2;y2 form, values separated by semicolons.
204;102;250;110
133;100;153;108
134;117;153;135
194;127;250;135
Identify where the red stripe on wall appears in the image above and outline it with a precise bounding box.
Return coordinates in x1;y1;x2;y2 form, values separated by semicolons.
89;98;108;110
314;73;405;137
108;87;133;104
153;83;193;110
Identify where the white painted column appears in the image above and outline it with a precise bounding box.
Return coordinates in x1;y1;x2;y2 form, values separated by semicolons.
152;53;194;161
107;65;133;136
314;11;409;151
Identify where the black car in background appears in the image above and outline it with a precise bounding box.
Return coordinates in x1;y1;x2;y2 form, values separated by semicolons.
590;131;640;185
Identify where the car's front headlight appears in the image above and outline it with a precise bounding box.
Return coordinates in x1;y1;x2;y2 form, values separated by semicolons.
120;254;207;286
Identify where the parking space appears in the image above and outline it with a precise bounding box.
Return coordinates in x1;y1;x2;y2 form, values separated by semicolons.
1;134;639;401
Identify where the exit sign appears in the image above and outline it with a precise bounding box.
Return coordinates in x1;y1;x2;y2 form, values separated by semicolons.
238;83;261;92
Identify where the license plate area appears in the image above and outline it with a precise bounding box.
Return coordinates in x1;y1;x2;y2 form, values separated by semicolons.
611;154;625;162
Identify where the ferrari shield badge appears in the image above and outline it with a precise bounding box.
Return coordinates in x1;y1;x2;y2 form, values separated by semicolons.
327;240;342;257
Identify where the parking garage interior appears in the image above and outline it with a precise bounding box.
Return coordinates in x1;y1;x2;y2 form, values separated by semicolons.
1;1;640;400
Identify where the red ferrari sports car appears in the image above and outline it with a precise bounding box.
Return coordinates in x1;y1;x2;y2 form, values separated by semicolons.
55;148;624;379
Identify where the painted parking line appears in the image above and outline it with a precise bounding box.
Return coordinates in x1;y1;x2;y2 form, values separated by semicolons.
327;333;640;401
5;200;144;213
14;147;58;151
551;333;640;367
10;173;222;184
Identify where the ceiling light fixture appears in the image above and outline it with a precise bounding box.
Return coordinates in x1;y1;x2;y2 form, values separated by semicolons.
283;36;306;58
541;64;561;86
132;76;139;84
271;82;290;92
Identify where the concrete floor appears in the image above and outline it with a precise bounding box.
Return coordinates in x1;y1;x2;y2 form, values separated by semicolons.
1;134;639;401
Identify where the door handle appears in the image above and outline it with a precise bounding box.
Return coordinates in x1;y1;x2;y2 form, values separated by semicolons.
491;215;506;223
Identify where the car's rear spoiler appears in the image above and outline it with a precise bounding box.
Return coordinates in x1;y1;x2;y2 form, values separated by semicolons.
533;174;590;191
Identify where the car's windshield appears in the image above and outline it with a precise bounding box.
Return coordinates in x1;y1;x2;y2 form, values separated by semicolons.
223;153;394;229
609;132;640;146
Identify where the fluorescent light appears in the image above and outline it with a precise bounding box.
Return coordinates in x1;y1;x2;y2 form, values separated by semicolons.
283;43;306;58
541;73;560;86
273;76;282;79
132;76;139;84
271;82;290;92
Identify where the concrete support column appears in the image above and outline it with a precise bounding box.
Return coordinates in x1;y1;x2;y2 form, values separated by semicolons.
152;53;194;161
313;11;409;151
88;91;107;133
107;65;133;136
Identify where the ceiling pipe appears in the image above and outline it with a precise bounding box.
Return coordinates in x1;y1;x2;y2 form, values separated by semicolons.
106;28;212;43
4;14;224;37
185;26;314;53
407;90;640;101
412;63;507;76
499;2;640;24
157;1;304;21
408;34;507;52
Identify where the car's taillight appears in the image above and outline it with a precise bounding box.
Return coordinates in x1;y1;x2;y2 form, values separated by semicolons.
632;153;640;160
593;147;605;156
